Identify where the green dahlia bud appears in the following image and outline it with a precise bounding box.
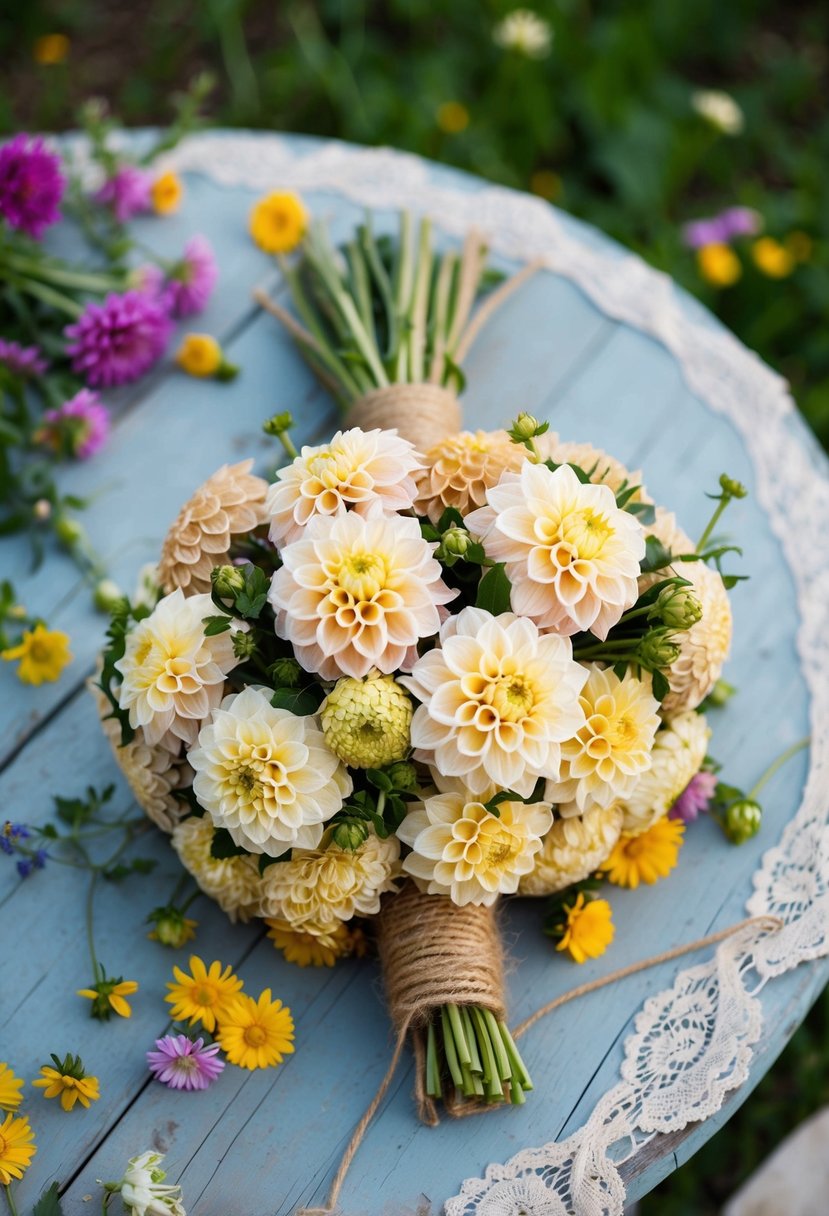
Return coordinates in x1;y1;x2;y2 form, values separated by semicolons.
385;760;418;793
657;585;703;630
94;579;124;614
232;631;257;659
508;412;543;442
321;672;413;768
271;656;303;688
637;630;682;669
437;526;471;561
719;473;747;499
263;411;295;437
147;905;196;949
332;820;369;850
724;798;762;844
211;564;246;597
54;515;85;548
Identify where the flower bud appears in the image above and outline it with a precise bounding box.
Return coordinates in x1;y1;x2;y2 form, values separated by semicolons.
637;630;681;669
231;631;257;659
54;515;85;548
385;760;418;793
657;585;703;630
94;579;125;614
211;563;246;598
147;905;197;949
271;656;303;688
332;820;369;850
436;526;471;562
719;473;747;499
508;412;546;442
263;411;295;438
33;498;52;522
724;798;762;844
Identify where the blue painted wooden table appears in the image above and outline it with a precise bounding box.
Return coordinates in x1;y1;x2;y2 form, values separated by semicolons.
2;130;826;1216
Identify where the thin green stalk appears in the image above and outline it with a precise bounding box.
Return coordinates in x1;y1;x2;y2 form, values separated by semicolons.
483;1008;512;1082
748;737;809;801
440;1006;464;1089
472;1007;503;1098
0;250;124;293
4;1184;20;1216
426;1020;442;1098
278;258;362;399
359;220;397;365
460;1005;483;1075
393;212;414;381
305;226;388;387
408;218;433;383
499;1021;533;1090
346;239;377;350
86;870;100;978
447;1002;471;1066
428;250;455;382
12;275;84;317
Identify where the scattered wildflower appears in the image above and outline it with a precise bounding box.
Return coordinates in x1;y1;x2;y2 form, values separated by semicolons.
34;33;70;64
0;133;64;238
151;170;183;215
691;89;744;135
265;918;361;967
530;169;561;200
436;102;470;134
518;803;622;896
95;165;152;223
413;429;525;523
682;207;761;249
604;816;685;888
33;1053;100;1111
0;1063;24;1112
320;672;412;768
171;818;262;923
752;236;796;278
696;242;742;287
147;905;198;949
147;1035;224;1091
78;973;139;1019
0;1112;36;1185
250;190;308;254
15;849;48;879
670;768;717;823
35;389;110;460
175;332;237;379
217;989;295;1070
493;9;553;59
619;711;710;835
0;338;48;378
165;956;243;1032
189;685;352;855
101;1150;185;1216
1;623;72;685
165;236;218;317
65;290;171;387
554;893;615;963
0;823;30;856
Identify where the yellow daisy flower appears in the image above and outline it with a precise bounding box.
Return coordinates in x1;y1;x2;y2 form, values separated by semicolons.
604;817;685;889
77;976;139;1020
217;989;295;1070
696;242;741;288
33;1054;99;1112
265;919;358;968
1;624;72;685
176;333;222;377
0;1064;23;1112
165;956;243;1032
751;236;795;279
249;190;308;254
0;1112;36;1186
34;33;70;64
555;894;615;964
151;171;183;215
436;101;470;134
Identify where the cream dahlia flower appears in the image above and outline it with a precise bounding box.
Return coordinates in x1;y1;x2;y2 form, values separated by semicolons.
398;789;552;906
114;589;242;748
413;429;525;523
534;434;648;502
545;665;661;812
618;710;710;836
171;816;262;922
188;686;352;856
402;606;587;796
466;461;645;639
518;803;623;897
258;830;400;931
269;504;455;680
661;561;732;714
320;671;412;768
266;427;422;549
158;460;268;595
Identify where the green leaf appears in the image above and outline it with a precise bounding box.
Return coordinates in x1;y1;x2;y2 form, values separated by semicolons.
270;686;322;715
627;501;657;525
475;563;512;614
366;768;393;793
640;536;672;574
437;506;465;533
651;669;670;702
33;1182;64;1216
203;614;232;636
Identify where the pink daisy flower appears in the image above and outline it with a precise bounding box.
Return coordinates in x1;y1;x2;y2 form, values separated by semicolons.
0;338;48;378
65;290;172;387
0;134;64;238
165;236;218;317
146;1034;225;1091
36;389;110;460
95;165;153;223
669;769;718;823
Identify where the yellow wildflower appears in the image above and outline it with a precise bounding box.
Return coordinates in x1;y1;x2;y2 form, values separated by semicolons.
436;102;470;134
77;976;139;1020
34;33;70;64
147;905;198;949
265;918;360;968
1;624;72;685
530;169;561;200
151;171;183;215
696;243;742;288
555;894;615;964
0;1113;36;1186
165;956;243;1032
249;190;308;254
33;1054;99;1112
217;989;295;1070
752;237;795;278
176;333;222;377
0;1064;23;1112
604;817;685;889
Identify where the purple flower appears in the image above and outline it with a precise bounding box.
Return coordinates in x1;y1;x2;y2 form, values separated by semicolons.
94;164;153;223
164;236;218;318
65;290;172;387
682;206;763;250
147;1035;225;1091
670;769;718;823
36;389;111;460
0;134;64;238
719;206;762;239
0;338;48;378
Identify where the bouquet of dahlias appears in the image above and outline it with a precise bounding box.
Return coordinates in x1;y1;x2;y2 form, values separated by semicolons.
95;214;742;1118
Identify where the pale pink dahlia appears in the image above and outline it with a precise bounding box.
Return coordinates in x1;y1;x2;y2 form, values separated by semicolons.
269;504;456;680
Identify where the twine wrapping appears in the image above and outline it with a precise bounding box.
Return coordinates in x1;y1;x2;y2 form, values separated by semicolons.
346;383;461;452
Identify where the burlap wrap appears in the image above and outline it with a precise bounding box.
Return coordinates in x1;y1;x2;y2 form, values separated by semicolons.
346;383;462;452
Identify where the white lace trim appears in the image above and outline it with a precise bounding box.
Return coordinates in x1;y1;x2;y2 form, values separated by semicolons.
119;133;829;1216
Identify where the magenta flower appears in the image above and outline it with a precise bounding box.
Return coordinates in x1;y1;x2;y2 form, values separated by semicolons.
0;134;64;239
94;165;152;223
0;338;48;378
65;290;172;387
36;389;110;460
682;206;762;250
147;1035;225;1091
165;236;218;318
670;769;718;823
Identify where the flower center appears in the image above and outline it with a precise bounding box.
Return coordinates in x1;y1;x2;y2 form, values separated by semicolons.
488;674;535;722
483;829;518;867
558;508;613;560
337;552;385;600
28;639;53;662
176;1055;198;1073
196;986;215;1006
243;1024;268;1047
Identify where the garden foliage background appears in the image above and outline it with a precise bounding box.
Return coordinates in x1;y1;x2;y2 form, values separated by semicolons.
2;1;828;1211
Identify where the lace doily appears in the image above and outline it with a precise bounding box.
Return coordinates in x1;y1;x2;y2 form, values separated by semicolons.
76;132;829;1216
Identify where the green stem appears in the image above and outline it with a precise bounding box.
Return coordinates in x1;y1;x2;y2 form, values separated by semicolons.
696;496;730;554
748;736;810;801
12;275;84;318
0;250;124;293
4;1185;20;1216
86;871;100;978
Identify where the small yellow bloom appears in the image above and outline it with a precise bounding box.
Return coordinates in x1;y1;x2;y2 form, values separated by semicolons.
33;1055;99;1112
530;169;561;200
151;171;183;215
785;231;813;263
555;894;615;964
0;1112;36;1186
436;101;470;134
34;33;70;64
604;816;685;889
696;242;742;288
751;236;795;278
176;333;222;377
0;1063;24;1112
249;190;308;254
166;956;243;1032
217;989;295;1070
1;624;72;686
77;977;138;1020
265;919;360;968
147;907;198;949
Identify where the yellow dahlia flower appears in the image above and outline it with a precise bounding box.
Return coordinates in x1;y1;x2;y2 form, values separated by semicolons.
604;816;685;888
555;893;615;964
413;429;525;523
217;990;295;1070
466;461;645;639
265;918;358;967
188;686;351;855
518;802;623;896
661;561;732;714
115;589;243;748
258;830;400;931
534;434;648;501
171;817;262;923
398;788;552;905
266;427;422;548
618;711;710;836
151;170;183;215
269;504;455;680
250;190;307;253
545;665;660;812
320;671;412;768
402;606;587;797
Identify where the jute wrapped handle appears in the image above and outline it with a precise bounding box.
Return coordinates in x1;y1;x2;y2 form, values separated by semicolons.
347;383;461;453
